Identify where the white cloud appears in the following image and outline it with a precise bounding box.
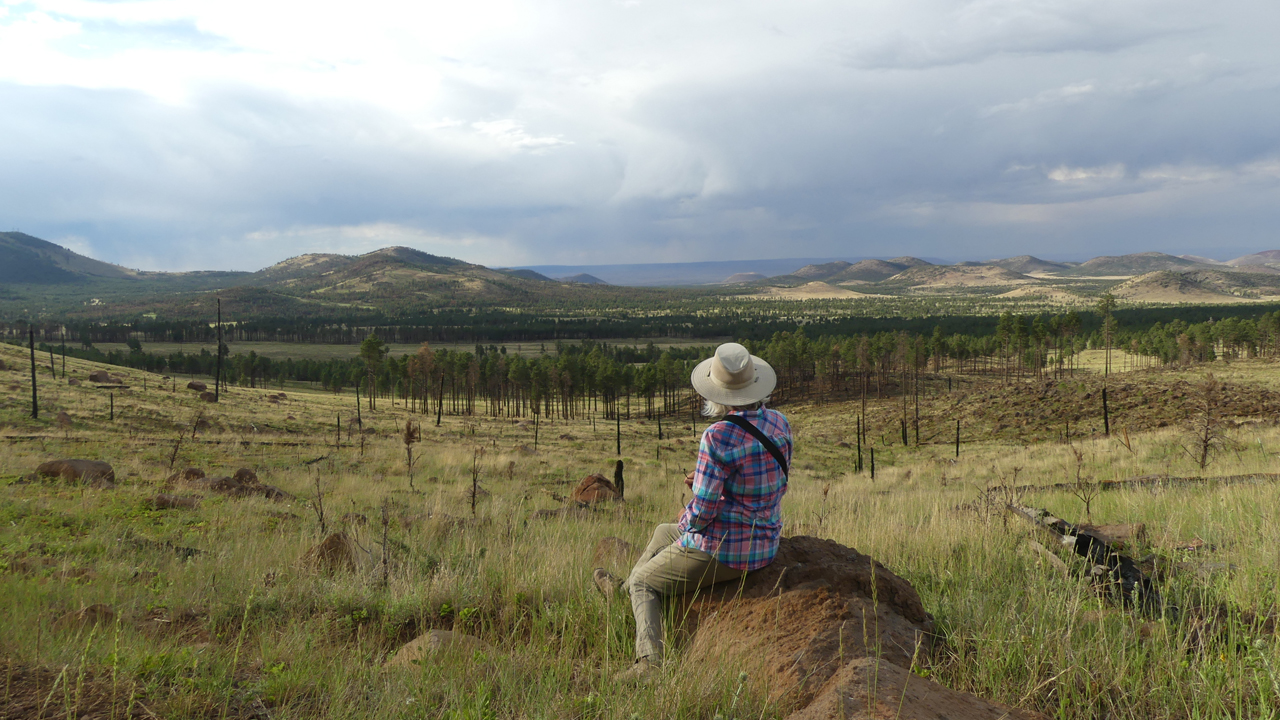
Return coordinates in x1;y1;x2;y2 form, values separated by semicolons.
1047;164;1125;182
469;119;572;152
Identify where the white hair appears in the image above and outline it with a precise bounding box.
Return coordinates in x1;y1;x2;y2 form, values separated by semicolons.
701;398;769;418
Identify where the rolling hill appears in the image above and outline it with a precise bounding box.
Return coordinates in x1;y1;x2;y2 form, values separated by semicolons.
831;259;911;283
558;273;608;284
1062;252;1205;276
990;255;1072;274
881;265;1036;289
0;232;140;283
1226;250;1280;267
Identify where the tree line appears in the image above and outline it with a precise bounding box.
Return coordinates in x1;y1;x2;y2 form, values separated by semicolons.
16;309;1280;421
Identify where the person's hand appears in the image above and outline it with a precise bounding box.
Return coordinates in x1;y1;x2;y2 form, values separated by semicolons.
684;470;695;489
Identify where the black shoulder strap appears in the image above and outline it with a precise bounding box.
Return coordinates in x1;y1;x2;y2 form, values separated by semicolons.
720;414;788;475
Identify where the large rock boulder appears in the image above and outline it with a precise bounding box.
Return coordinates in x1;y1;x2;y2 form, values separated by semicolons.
35;459;116;488
570;474;621;504
187;380;207;392
676;536;1044;719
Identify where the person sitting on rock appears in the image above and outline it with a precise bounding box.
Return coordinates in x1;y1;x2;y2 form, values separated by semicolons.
594;342;791;682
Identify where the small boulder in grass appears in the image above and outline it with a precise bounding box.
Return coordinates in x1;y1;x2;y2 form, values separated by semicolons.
167;467;207;487
386;630;492;667
260;485;293;502
187;380;207;392
35;459;116;488
88;370;112;383
199;391;217;403
67;378;81;386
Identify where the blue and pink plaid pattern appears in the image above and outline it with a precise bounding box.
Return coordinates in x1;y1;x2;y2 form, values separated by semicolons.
676;408;791;571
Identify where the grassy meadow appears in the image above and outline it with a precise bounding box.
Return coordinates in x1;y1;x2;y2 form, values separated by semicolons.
2;340;1280;718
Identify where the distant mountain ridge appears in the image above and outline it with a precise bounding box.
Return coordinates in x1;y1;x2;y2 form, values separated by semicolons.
0;231;139;283
6;232;1280;306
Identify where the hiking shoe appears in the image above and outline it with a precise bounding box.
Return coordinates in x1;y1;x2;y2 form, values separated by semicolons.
613;657;658;684
593;568;623;597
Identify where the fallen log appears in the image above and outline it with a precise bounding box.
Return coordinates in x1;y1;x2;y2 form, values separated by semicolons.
1007;502;1168;618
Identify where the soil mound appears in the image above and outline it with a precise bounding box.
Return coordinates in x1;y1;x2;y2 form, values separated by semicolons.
679;536;1039;719
571;474;621;504
789;658;1046;720
386;630;491;666
301;532;362;573
35;459;116;488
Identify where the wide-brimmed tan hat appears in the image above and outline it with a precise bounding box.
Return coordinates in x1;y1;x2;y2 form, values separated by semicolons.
690;343;776;407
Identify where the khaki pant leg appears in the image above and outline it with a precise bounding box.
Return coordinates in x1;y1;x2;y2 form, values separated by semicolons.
627;534;744;661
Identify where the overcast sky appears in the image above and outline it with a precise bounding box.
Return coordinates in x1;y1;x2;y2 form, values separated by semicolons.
2;0;1279;271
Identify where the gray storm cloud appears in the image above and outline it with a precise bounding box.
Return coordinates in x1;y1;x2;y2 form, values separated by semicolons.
1;0;1278;269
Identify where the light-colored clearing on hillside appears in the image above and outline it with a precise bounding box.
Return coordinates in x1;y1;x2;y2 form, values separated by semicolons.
748;281;874;299
994;286;1085;304
902;267;1037;288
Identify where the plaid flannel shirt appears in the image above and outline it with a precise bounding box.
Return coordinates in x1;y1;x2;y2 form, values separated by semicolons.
676;408;791;571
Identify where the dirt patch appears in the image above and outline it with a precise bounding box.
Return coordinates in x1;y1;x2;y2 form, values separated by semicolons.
1;663;152;719
140;607;214;644
53;604;116;631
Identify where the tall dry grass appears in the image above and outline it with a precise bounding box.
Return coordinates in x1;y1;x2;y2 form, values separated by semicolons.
3;340;1280;717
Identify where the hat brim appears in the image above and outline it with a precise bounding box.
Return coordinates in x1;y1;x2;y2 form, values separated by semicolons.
690;354;777;406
